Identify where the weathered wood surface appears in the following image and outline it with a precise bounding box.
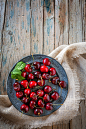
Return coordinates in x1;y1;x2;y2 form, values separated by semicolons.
0;0;86;129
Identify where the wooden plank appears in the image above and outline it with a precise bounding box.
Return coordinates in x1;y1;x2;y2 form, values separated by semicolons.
68;0;77;44
82;0;85;42
69;0;85;128
53;124;58;129
76;0;82;42
0;0;6;95
1;0;31;94
55;0;68;48
84;1;86;42
43;0;54;55
80;101;86;129
31;0;43;54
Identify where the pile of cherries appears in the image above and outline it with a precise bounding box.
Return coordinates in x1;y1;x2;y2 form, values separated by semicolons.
13;58;66;116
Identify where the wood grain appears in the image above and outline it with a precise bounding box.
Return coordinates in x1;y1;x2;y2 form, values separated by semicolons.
1;0;31;94
31;0;43;55
43;0;54;55
55;0;68;48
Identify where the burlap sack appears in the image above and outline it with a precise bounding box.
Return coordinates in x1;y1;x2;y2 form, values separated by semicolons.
0;42;86;129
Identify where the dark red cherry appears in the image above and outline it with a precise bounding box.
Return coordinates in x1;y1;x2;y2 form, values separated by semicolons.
27;73;34;80
42;73;50;80
40;65;48;72
44;85;52;93
22;97;29;103
45;103;53;110
16;91;23;98
21;80;28;88
34;108;43;115
37;89;44;97
59;81;66;88
43;94;50;102
13;82;21;91
29;81;37;88
20;104;29;113
34;71;41;79
38;99;45;108
51;76;60;85
24;88;31;96
29;100;36;109
24;64;32;72
43;58;51;66
51;91;59;100
21;71;27;78
33;62;41;70
37;79;45;86
30;92;37;101
49;67;56;76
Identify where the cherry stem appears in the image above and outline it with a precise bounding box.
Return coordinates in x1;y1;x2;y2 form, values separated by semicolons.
25;94;28;98
60;87;63;97
49;59;53;62
49;78;51;82
21;69;24;72
59;83;63;97
38;96;44;103
21;111;23;117
51;104;63;105
38;113;40;116
35;86;41;89
17;98;21;101
26;62;29;64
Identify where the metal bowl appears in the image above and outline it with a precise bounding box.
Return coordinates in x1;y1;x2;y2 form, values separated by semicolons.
7;54;68;117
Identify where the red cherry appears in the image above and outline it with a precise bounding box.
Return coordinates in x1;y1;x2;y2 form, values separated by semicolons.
59;81;66;88
30;92;37;101
51;91;59;100
20;104;29;113
29;81;37;88
29;100;36;109
42;73;50;80
21;80;28;88
13;82;21;91
37;79;45;86
43;58;51;66
22;97;29;103
40;65;48;72
49;67;56;76
38;99;45;108
21;71;27;78
27;73;34;80
44;85;52;93
37;89;44;97
45;103;53;110
33;62;41;70
24;88;31;96
34;108;43;115
51;77;60;85
43;94;50;102
24;64;32;72
16;91;23;98
34;71;41;79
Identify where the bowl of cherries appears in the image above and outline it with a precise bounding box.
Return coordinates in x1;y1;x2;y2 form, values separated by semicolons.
7;54;68;117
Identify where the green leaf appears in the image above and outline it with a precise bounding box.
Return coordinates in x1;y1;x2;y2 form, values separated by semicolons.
17;75;25;81
11;74;17;79
11;69;21;75
11;74;25;81
15;61;26;70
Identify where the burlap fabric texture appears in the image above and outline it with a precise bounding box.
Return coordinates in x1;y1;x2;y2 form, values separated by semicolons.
0;42;86;129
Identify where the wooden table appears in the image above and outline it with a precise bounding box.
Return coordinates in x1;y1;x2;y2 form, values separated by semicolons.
0;0;86;128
